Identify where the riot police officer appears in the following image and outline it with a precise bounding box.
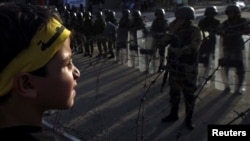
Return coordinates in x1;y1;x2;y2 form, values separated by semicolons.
150;8;169;72
93;11;108;58
117;9;131;48
160;6;202;130
218;4;250;94
74;11;85;54
128;10;147;67
198;6;220;86
104;10;118;59
116;9;131;62
82;11;94;57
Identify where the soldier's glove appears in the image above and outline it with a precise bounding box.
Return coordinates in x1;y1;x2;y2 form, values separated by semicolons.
158;33;173;47
218;58;225;67
169;35;180;48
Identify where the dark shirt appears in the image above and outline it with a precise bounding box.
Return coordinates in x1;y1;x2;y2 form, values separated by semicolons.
83;18;94;36
220;16;250;50
93;17;106;35
118;16;130;29
0;126;56;141
150;18;168;38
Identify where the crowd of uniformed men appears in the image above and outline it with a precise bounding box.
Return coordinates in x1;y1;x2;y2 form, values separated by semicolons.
50;3;250;130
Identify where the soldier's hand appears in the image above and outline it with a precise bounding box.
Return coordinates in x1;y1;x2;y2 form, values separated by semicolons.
218;58;225;67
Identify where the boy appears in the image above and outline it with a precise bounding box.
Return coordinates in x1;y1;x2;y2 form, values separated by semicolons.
0;3;80;140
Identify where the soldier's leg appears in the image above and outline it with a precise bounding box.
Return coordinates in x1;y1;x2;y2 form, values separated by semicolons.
77;38;83;54
223;63;231;92
102;38;108;58
183;89;196;130
182;68;197;130
89;39;94;57
158;46;165;72
235;60;245;94
108;38;115;59
162;74;181;122
96;38;103;57
84;41;90;57
162;87;181;122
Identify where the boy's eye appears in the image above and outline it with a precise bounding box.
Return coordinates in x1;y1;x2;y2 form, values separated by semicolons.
67;60;73;68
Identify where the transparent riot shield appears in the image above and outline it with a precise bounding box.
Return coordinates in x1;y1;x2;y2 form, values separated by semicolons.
214;35;224;91
136;32;157;74
127;29;145;68
127;30;137;67
116;28;129;64
214;35;249;92
242;35;249;92
137;29;147;72
145;34;158;74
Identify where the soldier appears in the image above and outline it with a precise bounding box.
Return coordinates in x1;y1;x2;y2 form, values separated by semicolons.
118;9;131;33
104;10;118;59
160;6;202;130
150;8;169;72
130;10;147;48
198;6;220;86
93;10;108;58
218;4;250;94
129;10;147;67
82;11;94;57
74;11;85;54
116;9;131;63
61;7;71;29
69;11;79;53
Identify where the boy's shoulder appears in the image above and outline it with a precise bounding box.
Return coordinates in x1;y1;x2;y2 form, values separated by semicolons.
0;126;56;141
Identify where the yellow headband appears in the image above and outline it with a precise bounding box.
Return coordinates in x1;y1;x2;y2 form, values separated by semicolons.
0;18;71;97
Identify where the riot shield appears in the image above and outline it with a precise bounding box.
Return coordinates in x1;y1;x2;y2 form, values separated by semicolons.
137;32;157;74
214;35;249;92
127;29;144;68
145;34;158;74
214;35;224;91
137;29;146;70
116;28;129;64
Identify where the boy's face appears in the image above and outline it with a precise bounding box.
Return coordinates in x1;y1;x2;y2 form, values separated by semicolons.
33;37;80;110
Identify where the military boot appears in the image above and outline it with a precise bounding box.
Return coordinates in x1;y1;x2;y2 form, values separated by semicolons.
185;106;195;130
162;107;179;122
234;74;244;95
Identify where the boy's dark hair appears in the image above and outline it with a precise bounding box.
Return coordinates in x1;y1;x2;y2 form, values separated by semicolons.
0;3;62;73
0;3;63;103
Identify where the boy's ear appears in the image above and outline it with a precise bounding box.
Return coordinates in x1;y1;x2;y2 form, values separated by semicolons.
13;73;37;98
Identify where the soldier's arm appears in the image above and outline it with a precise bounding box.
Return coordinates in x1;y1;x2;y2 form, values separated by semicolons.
169;27;202;56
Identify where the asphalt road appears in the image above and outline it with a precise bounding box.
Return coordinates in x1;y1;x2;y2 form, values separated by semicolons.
43;4;250;141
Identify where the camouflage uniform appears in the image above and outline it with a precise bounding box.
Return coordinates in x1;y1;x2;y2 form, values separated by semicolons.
161;6;202;130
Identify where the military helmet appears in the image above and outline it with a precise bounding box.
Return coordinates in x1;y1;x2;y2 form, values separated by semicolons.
155;8;165;17
132;10;141;18
77;11;84;20
205;6;218;16
225;4;241;15
175;6;195;20
122;9;130;17
95;11;103;18
104;9;110;16
84;11;92;19
108;10;116;19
